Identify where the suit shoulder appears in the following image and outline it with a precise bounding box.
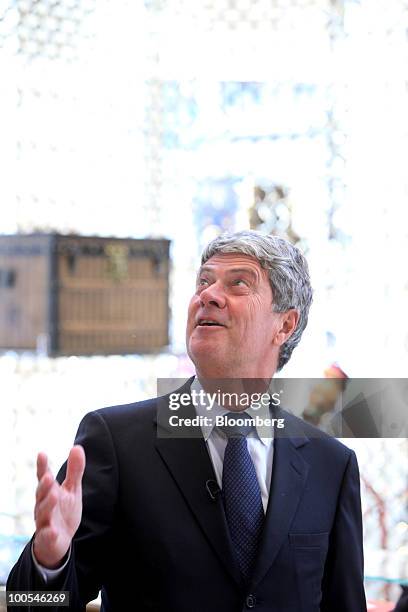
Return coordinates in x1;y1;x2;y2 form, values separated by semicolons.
98;395;159;421
89;378;195;429
280;408;354;461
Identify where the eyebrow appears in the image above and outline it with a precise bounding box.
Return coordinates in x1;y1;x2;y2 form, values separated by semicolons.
198;266;258;280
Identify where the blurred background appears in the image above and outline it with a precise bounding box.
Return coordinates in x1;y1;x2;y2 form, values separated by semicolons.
0;0;407;606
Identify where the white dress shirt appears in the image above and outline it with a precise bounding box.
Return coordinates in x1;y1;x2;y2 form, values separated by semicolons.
34;377;275;579
191;378;274;513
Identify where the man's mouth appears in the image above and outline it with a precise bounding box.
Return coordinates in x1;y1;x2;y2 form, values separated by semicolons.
196;319;225;327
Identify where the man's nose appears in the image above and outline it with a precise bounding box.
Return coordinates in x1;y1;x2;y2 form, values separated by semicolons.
199;281;226;309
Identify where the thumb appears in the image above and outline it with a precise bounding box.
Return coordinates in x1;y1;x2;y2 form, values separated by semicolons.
63;445;86;491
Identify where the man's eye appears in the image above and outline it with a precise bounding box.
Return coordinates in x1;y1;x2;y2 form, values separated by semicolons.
233;279;247;286
198;278;209;286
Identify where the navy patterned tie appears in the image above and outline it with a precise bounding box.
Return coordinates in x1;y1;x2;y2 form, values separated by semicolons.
219;412;265;583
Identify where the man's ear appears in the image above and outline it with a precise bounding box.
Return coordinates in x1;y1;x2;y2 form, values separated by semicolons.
272;309;299;347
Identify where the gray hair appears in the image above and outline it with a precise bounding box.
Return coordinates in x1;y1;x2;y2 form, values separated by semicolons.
201;230;313;371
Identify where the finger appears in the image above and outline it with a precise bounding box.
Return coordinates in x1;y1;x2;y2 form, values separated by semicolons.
34;486;59;529
35;472;55;504
36;452;51;481
63;445;86;491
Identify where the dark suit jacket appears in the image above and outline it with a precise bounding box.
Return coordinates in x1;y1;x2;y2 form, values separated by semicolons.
395;587;408;612
7;383;366;612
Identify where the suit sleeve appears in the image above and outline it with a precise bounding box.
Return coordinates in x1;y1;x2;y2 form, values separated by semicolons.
7;410;119;612
395;587;408;612
320;449;367;612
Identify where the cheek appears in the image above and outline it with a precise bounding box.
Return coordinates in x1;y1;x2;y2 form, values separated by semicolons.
244;300;276;338
235;302;261;337
243;295;265;321
187;297;199;329
188;295;198;310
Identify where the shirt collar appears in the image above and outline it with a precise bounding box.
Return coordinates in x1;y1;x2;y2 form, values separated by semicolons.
190;377;273;446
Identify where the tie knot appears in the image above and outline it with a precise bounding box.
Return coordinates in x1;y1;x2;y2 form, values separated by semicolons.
218;412;255;439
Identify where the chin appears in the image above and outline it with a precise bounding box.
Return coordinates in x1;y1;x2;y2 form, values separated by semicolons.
188;345;225;376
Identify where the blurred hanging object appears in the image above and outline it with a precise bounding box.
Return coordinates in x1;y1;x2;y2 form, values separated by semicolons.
301;363;348;427
249;183;302;246
324;363;348;380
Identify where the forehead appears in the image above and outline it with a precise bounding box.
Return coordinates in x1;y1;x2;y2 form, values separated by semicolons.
200;253;265;274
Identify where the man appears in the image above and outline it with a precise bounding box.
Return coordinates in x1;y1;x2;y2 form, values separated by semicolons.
7;230;366;611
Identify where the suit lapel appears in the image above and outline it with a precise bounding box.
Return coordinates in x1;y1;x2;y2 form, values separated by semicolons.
250;432;310;588
154;389;244;587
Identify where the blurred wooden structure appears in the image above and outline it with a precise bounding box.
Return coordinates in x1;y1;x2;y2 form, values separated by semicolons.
0;234;170;356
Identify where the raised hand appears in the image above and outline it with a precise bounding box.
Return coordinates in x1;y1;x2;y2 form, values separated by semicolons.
33;445;86;569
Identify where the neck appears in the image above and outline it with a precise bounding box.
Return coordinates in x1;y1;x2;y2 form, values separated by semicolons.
194;362;277;380
196;374;273;411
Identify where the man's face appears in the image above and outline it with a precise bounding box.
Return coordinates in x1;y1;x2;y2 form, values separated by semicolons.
186;253;286;378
